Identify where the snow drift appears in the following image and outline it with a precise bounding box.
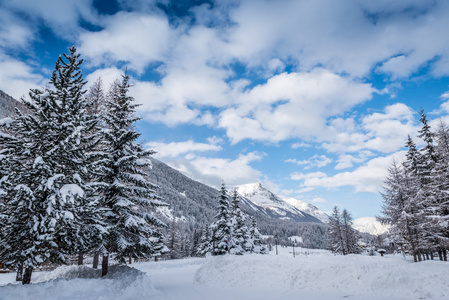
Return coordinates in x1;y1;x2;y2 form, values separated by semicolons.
0;265;157;300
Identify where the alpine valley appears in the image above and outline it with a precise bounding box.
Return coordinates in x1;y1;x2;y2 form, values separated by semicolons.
0;89;332;249
145;157;329;249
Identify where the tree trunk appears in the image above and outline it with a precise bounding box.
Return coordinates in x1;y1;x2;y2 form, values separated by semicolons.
438;250;443;261
22;266;33;285
93;254;99;269
426;252;430;260
78;253;84;265
16;262;23;281
417;250;422;262
443;249;447;261
101;255;109;277
129;256;132;264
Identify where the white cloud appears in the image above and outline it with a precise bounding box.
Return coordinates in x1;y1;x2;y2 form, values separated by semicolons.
441;91;449;100
25;0;444;149
160;151;266;188
290;171;327;181
323;103;418;154
335;151;374;170
225;0;449;78
312;197;327;203
144;139;265;188
3;0;98;40
219;69;375;144
285;155;332;169
0;54;45;99
291;142;311;149
146;140;222;158
0;10;35;49
3;0;449;165
292;152;406;193
79;12;174;73
85;67;123;92
207;136;224;145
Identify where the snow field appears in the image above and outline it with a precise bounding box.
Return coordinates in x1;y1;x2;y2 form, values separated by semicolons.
0;248;448;300
194;248;449;299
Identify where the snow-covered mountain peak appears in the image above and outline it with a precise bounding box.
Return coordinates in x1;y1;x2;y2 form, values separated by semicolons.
353;217;390;236
235;182;323;223
236;182;283;206
235;182;263;195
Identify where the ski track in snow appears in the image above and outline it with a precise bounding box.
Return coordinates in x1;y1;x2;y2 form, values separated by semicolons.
0;248;448;300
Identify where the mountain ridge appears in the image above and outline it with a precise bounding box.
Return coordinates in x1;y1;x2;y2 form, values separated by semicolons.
235;182;324;223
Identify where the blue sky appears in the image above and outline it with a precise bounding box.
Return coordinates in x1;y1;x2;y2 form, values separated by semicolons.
2;0;449;219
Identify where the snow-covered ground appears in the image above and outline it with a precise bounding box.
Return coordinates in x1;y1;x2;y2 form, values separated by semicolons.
1;247;448;300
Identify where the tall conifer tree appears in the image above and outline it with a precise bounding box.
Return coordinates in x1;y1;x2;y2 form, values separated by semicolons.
0;46;101;283
328;206;346;255
211;183;233;255
230;190;246;255
98;73;167;276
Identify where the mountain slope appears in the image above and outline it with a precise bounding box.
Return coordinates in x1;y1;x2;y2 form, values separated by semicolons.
145;157;218;225
283;197;329;223
0;90;26;119
146;160;328;248
236;183;323;223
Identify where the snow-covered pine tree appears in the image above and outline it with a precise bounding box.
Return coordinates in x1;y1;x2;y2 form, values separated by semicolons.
168;219;183;259
402;135;425;262
183;233;191;257
341;209;359;254
196;226;212;257
416;110;438;253
86;77;106;119
211;183;233;255
427;121;449;258
249;216;267;254
0;46;101;283
378;160;410;241
191;227;202;257
328;206;346;255
98;73;167;276
230;190;245;255
379;110;449;262
83;76;109;268
418;109;438;166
